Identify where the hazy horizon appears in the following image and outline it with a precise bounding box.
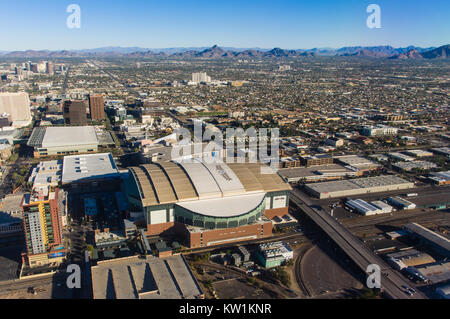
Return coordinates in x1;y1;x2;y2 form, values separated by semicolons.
1;0;449;51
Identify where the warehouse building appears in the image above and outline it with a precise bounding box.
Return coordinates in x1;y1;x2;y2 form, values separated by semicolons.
27;126;99;158
387;197;417;210
404;223;450;258
431;147;450;158
392;161;437;172
278;164;359;183
388;152;416;162
414;261;450;284
428;171;450;185
386;249;436;270
371;201;394;214
333;155;381;172
123;160;291;248
345;199;393;216
404;150;434;158
305;175;415;199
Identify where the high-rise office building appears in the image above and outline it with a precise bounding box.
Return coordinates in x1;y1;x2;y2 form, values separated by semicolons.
191;72;211;83
88;94;105;120
22;188;64;267
46;61;54;75
63;100;87;126
30;63;38;73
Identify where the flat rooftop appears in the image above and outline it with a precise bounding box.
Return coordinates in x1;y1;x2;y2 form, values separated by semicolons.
28;160;62;188
404;223;450;253
415;261;450;283
91;255;203;299
28;126;98;148
279;164;357;181
62;153;119;184
306;175;414;194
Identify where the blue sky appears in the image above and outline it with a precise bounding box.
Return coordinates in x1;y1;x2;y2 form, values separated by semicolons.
0;0;449;51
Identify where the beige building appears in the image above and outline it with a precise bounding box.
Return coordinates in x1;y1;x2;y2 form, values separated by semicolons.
0;92;32;128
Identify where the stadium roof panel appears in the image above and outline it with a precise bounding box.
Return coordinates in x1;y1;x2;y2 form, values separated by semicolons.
130;167;158;206
177;161;222;199
129;161;291;208
198;160;246;196
156;162;198;201
141;164;177;204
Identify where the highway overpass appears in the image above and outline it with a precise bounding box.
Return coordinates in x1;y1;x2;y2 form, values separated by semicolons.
290;189;425;299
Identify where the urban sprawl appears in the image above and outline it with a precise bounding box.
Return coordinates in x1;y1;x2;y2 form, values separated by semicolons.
0;47;449;300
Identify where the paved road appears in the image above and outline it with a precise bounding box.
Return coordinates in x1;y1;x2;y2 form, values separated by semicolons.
61;66;71;98
290;189;425;299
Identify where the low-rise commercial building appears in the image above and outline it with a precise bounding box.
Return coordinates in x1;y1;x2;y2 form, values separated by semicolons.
27;126;99;158
305;175;415;199
346;199;392;216
278;164;359;183
300;154;333;167
392;161;438;172
91;255;203;299
404;150;434;158
431;147;450;158
414;261;450;284
404;223;450;258
428;171;450;185
388;152;416;162
256;241;293;268
387;197;417;210
361;125;398;137
386;249;436;270
333;155;381;172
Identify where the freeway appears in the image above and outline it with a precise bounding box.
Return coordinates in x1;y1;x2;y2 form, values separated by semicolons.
290;189;425;299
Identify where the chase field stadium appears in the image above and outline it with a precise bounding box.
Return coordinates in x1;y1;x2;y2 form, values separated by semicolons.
123;159;292;248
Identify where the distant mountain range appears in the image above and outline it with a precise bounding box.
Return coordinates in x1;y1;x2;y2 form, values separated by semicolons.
1;44;448;59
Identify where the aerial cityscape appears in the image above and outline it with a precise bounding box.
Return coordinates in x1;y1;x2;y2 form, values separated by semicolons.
0;0;449;308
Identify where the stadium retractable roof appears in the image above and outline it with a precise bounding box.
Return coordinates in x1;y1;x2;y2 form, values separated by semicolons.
129;160;291;207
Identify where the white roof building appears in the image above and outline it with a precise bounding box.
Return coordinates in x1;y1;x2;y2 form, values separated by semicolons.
62;153;119;184
42;126;98;148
